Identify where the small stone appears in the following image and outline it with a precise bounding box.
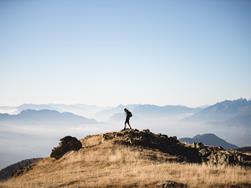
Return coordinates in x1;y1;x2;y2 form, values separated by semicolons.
156;180;187;188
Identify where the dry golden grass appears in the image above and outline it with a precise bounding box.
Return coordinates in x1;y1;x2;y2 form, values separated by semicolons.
0;138;251;188
80;134;104;147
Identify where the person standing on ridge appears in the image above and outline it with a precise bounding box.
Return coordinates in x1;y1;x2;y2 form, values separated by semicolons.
124;108;132;129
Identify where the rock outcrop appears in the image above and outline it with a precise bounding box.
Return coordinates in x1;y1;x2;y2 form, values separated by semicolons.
156;180;187;188
1;129;251;187
103;129;251;166
49;129;251;166
50;136;82;159
103;129;201;163
194;142;251;166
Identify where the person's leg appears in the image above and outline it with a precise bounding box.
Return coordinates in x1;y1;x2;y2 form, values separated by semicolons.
124;117;129;129
128;118;132;129
128;121;132;129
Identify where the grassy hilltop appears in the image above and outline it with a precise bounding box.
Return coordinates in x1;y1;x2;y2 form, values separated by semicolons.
0;129;251;188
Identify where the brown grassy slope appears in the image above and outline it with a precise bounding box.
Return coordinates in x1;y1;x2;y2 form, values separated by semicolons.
0;133;251;188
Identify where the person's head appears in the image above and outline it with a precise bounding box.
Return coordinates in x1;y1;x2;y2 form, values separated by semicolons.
124;108;128;112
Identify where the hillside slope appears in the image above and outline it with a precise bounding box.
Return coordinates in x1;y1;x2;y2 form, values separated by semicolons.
0;129;251;188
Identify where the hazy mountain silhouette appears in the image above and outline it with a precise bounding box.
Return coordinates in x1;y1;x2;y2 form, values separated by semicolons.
16;104;103;118
179;133;238;149
129;104;200;116
96;104;201;121
95;104;125;120
0;109;97;125
187;98;251;127
1;99;250;127
17;104;55;112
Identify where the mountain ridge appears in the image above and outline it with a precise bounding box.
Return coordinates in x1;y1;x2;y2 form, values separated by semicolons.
179;133;238;149
0;109;97;124
189;98;251;120
186;98;251;127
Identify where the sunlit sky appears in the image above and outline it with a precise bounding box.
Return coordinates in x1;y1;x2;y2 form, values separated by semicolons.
0;0;251;107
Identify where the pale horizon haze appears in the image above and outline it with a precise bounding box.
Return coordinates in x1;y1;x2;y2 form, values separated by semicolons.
1;0;251;107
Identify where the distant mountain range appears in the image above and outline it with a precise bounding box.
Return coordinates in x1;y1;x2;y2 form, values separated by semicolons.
96;104;201;121
16;104;104;118
187;98;251;127
129;104;201;116
1;99;251;169
179;133;238;149
0;109;97;125
0;98;250;126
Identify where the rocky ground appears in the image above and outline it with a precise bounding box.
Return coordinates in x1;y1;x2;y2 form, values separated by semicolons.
103;129;251;166
0;129;250;187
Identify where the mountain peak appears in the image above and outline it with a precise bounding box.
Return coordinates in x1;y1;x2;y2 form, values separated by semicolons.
180;133;238;149
0;109;97;124
193;133;217;138
188;98;251;123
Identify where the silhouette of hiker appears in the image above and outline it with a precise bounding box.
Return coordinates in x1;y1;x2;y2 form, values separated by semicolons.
124;108;132;129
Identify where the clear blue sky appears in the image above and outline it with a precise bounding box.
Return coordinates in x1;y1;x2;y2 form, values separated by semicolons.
0;0;251;107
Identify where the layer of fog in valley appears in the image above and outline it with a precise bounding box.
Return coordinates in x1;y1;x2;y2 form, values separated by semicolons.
0;99;251;169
